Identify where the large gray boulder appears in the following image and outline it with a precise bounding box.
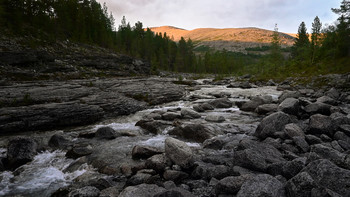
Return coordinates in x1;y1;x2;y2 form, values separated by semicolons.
310;144;350;169
284;123;305;139
7;137;38;170
309;114;335;136
215;175;252;195
68;186;100;197
254;112;292;139
165;138;194;169
278;90;301;103
237;174;285;197
278;98;300;116
255;104;278;115
286;159;350;197
304;102;331;116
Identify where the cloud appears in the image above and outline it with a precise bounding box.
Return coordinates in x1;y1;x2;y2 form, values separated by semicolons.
98;0;340;33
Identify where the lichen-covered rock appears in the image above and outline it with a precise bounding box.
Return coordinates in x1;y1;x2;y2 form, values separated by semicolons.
254;112;292;139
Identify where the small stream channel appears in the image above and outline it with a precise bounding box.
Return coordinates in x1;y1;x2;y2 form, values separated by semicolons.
0;81;281;196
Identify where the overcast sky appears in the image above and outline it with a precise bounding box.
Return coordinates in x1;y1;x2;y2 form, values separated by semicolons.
97;0;341;33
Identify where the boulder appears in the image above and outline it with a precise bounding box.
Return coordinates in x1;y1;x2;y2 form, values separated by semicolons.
135;120;171;134
146;153;172;173
254;112;292;139
278;98;300;116
240;96;272;112
162;112;182;121
286;159;350;197
7;137;37;170
209;98;233;108
68;186;100;197
180;108;201;119
278;90;301;103
284;123;305;139
163;170;189;183
304;102;331;116
267;157;306;179
169;124;223;143
309;114;334;136
325;87;340;99
310;144;350;169
66;143;93;159
48;133;72;150
165;138;194;169
316;96;338;106
95;127;118;139
118;184;166;197
292;136;310;152
236;174;285;197
215;175;251;195
132;145;163;160
255;104;278;115
192;163;232;180
205;115;225;123
154;188;195;197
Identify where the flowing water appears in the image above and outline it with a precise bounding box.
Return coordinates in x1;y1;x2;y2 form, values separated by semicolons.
0;82;281;196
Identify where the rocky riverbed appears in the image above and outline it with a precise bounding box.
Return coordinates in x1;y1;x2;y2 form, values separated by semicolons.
0;75;350;197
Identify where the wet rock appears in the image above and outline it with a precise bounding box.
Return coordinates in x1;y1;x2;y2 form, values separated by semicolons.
304;102;331;116
66;143;93;159
162;112;182;121
215;175;251;195
293;136;310;152
255;104;278;115
68;186;100;197
165;138;194;169
95;127;118;140
135;120;171;134
118;184;166;197
205;115;225;123
180;108;201;119
7;137;37;170
146;154;172;173
236;174;285;197
309;114;334;136
254;112;292;140
170;124;223;143
48;133;72;150
278;98;300;116
284;123;305;139
209;98;233;108
279;90;301;103
132;145;163;160
163;170;189;183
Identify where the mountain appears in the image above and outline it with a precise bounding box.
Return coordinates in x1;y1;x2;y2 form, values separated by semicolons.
149;26;296;53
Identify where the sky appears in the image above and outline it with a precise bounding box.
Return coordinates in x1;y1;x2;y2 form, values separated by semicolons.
97;0;342;33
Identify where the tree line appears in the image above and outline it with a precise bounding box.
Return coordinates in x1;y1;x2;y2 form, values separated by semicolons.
0;0;349;78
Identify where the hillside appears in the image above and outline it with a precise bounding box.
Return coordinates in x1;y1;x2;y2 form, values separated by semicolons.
149;26;296;53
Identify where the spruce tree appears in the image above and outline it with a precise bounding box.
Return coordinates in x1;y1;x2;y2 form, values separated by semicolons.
292;21;310;61
311;16;322;64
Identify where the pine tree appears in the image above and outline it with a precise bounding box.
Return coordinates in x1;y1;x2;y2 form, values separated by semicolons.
269;24;283;72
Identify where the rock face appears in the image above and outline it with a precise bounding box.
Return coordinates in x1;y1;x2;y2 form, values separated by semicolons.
0;77;185;133
165;138;193;169
254;112;292;139
7;137;37;170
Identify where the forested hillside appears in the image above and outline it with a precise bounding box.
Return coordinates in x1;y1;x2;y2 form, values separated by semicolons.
0;0;349;80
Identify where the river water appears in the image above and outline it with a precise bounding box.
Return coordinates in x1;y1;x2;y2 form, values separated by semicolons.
0;82;281;196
